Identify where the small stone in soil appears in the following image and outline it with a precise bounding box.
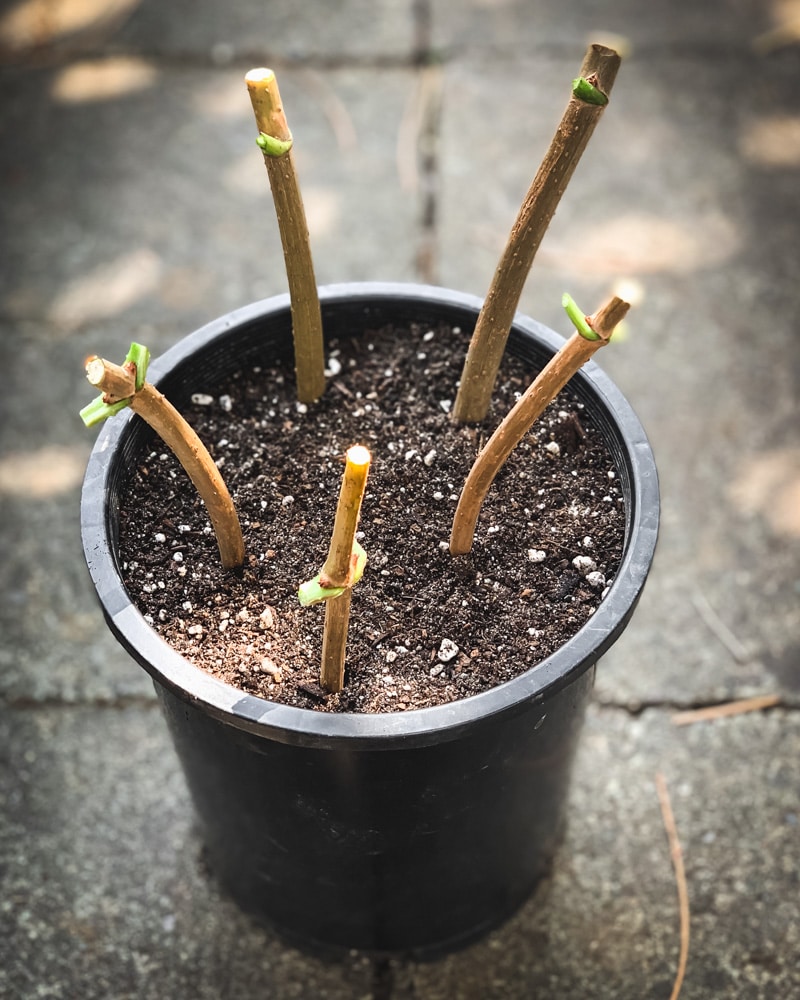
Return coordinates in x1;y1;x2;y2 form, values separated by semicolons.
438;639;459;663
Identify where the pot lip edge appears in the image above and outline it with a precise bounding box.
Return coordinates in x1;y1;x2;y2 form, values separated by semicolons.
81;281;659;749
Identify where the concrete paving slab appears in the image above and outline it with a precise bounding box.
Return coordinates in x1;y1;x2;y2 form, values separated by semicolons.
0;319;153;703
0;0;422;65
0;704;376;999
0;489;150;705
407;706;800;998
113;0;421;65
431;0;772;54
2;703;797;998
1;63;421;338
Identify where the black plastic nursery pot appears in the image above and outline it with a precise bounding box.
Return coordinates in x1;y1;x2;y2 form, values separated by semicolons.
81;283;659;959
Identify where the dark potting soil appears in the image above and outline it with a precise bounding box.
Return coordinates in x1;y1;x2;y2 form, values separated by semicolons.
117;322;625;714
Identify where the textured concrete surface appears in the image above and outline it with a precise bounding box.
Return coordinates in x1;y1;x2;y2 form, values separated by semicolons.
1;0;799;997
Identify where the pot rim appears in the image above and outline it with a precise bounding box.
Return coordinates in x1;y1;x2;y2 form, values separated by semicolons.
81;282;659;749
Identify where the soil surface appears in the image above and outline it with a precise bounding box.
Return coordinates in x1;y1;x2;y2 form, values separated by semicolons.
118;322;625;713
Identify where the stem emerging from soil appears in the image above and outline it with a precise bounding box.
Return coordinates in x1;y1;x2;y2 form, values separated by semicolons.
82;347;245;570
321;588;353;694
451;43;621;425
449;294;629;555
246;68;326;404
299;445;371;693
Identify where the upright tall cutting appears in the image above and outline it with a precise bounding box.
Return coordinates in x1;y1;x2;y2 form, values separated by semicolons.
451;43;621;424
246;68;326;404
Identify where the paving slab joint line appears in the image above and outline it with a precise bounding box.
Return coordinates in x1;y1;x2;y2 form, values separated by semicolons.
1;42;445;73
5;693;797;714
2;693;159;711
593;696;798;717
411;0;441;67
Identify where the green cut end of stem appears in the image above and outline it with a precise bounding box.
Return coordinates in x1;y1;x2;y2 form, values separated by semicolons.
256;132;294;157
298;578;346;607
125;342;150;390
562;293;600;341
572;76;609;106
297;543;367;607
80;395;131;428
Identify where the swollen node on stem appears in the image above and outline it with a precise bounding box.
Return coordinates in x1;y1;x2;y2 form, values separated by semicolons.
298;445;372;693
246;67;325;405
449;293;630;556
451;42;621;425
80;342;245;571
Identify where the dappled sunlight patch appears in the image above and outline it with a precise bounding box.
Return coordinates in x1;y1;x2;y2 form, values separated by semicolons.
158;266;216;311
542;212;741;276
193;74;253;120
222;150;273;197
738;115;800;168
754;0;800;52
51;57;157;104
729;448;800;539
0;0;139;51
610;277;646;308
48;248;162;330
0;445;88;498
299;186;340;240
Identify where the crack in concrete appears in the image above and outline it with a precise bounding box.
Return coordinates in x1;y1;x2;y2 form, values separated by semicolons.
3;43;439;74
410;0;442;285
593;696;798;716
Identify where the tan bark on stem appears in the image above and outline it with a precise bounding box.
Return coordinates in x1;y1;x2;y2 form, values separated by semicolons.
451;44;621;425
320;588;352;693
317;445;370;692
320;445;370;587
246;68;326;404
131;385;245;569
86;357;135;401
450;296;629;555
246;67;293;144
86;358;245;570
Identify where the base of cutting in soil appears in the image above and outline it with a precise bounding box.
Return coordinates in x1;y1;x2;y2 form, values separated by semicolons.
118;321;624;714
